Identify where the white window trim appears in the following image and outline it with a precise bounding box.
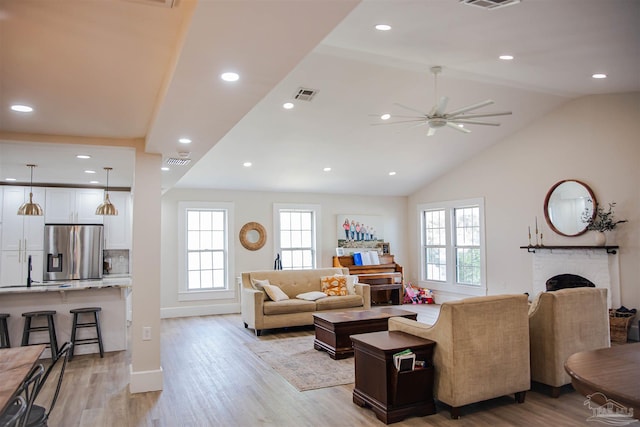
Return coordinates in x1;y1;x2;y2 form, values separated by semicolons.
178;201;235;301
417;198;486;297
273;203;321;269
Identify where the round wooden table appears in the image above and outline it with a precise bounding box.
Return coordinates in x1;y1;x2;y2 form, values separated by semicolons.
565;342;640;420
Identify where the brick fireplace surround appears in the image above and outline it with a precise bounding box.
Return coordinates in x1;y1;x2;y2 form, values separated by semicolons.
531;248;620;308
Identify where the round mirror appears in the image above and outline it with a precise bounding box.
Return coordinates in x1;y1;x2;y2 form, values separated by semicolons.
239;222;266;251
544;180;597;237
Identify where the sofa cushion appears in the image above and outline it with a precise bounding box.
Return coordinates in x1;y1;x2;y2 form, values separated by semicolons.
321;275;348;296
316;294;363;310
263;299;317;315
296;291;328;301
262;283;289;302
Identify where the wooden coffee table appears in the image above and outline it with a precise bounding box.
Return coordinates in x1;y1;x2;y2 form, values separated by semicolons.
313;307;417;359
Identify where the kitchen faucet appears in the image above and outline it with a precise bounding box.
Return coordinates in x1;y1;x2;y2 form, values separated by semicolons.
27;255;32;287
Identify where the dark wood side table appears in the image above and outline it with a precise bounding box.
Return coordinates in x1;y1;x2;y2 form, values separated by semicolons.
350;330;436;424
313;308;417;360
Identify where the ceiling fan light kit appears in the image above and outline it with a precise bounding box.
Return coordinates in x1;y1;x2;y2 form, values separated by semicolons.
377;65;512;136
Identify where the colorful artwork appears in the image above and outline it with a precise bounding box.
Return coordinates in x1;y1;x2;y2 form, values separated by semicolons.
336;214;384;249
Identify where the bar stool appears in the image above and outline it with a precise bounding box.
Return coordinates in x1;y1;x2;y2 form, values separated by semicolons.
0;313;10;348
69;307;104;360
21;310;59;358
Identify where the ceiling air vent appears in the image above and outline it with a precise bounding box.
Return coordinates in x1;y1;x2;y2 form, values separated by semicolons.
460;0;521;10
166;158;191;166
293;87;318;102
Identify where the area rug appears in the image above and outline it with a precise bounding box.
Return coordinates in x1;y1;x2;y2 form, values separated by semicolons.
246;336;354;391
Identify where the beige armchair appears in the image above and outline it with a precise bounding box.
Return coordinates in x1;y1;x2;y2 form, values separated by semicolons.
388;294;530;419
528;287;609;397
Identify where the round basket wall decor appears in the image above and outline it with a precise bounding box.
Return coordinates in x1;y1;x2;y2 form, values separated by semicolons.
239;222;267;251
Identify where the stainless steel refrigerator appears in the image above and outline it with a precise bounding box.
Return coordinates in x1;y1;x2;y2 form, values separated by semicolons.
43;224;104;281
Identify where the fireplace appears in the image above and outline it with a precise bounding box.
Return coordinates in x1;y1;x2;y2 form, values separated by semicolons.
546;274;595;291
531;248;619;308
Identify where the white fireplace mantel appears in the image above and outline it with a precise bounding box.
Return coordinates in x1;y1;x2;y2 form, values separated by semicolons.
525;246;620;308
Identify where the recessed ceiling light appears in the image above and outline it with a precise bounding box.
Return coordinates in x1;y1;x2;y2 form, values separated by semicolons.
10;104;33;112
221;72;239;82
89;180;99;184
323;167;331;172
5;178;16;181
375;24;391;31
458;124;464;128
499;55;514;60
161;167;170;171
592;73;607;79
179;138;192;144
283;102;294;109
76;154;91;159
243;162;252;167
388;171;396;176
381;113;391;120
84;170;96;174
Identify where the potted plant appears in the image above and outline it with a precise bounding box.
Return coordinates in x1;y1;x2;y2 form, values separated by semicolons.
581;202;627;245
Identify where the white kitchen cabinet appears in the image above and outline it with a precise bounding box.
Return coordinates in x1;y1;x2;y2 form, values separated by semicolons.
1;186;45;251
0;250;44;286
45;188;104;224
103;191;132;249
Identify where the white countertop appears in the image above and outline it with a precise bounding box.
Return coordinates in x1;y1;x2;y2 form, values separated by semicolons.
0;277;131;294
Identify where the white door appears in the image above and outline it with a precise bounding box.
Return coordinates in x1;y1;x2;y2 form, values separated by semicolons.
44;188;75;223
103;191;131;249
75;189;104;224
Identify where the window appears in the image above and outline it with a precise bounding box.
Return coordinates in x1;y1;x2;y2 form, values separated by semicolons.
273;204;320;270
178;202;234;301
419;198;485;296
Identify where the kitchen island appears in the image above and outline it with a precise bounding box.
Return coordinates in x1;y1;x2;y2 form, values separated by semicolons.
0;277;131;359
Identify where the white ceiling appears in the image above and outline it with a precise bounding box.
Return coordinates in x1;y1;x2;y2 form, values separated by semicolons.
1;0;639;196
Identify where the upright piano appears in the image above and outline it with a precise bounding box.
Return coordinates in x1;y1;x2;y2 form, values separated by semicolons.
332;254;404;305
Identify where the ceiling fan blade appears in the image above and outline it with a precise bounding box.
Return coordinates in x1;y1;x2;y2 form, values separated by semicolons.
393;102;428;116
449;111;512;120
370;119;426;126
446;99;494;117
430;96;449;116
427;127;437;136
449;119;501;126
446;122;472;133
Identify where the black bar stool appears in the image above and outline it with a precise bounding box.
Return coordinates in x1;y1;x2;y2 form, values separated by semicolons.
69;307;104;360
0;313;10;348
21;310;59;358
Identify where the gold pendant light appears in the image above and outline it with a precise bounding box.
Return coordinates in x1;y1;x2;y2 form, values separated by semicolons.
96;167;118;216
17;164;44;216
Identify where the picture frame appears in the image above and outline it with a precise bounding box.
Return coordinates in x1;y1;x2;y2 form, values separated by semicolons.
336;248;345;256
381;242;390;254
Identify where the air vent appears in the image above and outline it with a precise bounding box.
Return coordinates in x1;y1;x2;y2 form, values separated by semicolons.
293;87;318;102
166;158;191;166
460;0;521;9
124;0;175;8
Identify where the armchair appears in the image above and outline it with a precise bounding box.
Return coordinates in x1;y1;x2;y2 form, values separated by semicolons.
388;294;530;418
528;287;609;397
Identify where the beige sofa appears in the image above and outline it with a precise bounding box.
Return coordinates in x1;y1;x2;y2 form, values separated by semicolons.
528;287;609;397
388;294;530;419
241;268;371;336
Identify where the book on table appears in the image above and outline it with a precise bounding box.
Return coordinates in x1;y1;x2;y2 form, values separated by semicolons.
393;349;416;372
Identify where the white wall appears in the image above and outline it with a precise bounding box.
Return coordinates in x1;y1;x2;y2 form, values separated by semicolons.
160;189;407;317
408;93;640;312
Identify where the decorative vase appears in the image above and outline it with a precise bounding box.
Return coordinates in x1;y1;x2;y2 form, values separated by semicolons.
593;231;606;246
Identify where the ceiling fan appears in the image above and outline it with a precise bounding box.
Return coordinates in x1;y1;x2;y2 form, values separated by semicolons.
375;66;512;136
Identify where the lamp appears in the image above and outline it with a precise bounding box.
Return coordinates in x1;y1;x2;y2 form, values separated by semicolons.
17;164;43;216
96;167;118;216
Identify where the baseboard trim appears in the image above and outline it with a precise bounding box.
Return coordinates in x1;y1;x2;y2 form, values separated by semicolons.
160;303;240;319
129;365;163;393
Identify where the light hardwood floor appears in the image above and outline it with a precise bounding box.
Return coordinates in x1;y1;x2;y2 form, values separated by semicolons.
38;306;597;426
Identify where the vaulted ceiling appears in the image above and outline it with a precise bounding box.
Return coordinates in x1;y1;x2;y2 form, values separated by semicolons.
1;0;638;195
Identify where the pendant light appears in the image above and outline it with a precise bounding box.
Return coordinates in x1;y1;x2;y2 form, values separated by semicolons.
96;167;118;216
17;164;44;216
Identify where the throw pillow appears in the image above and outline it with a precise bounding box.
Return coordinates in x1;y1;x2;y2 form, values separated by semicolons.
320;275;348;296
251;278;270;291
296;291;327;301
333;274;358;295
262;283;290;302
